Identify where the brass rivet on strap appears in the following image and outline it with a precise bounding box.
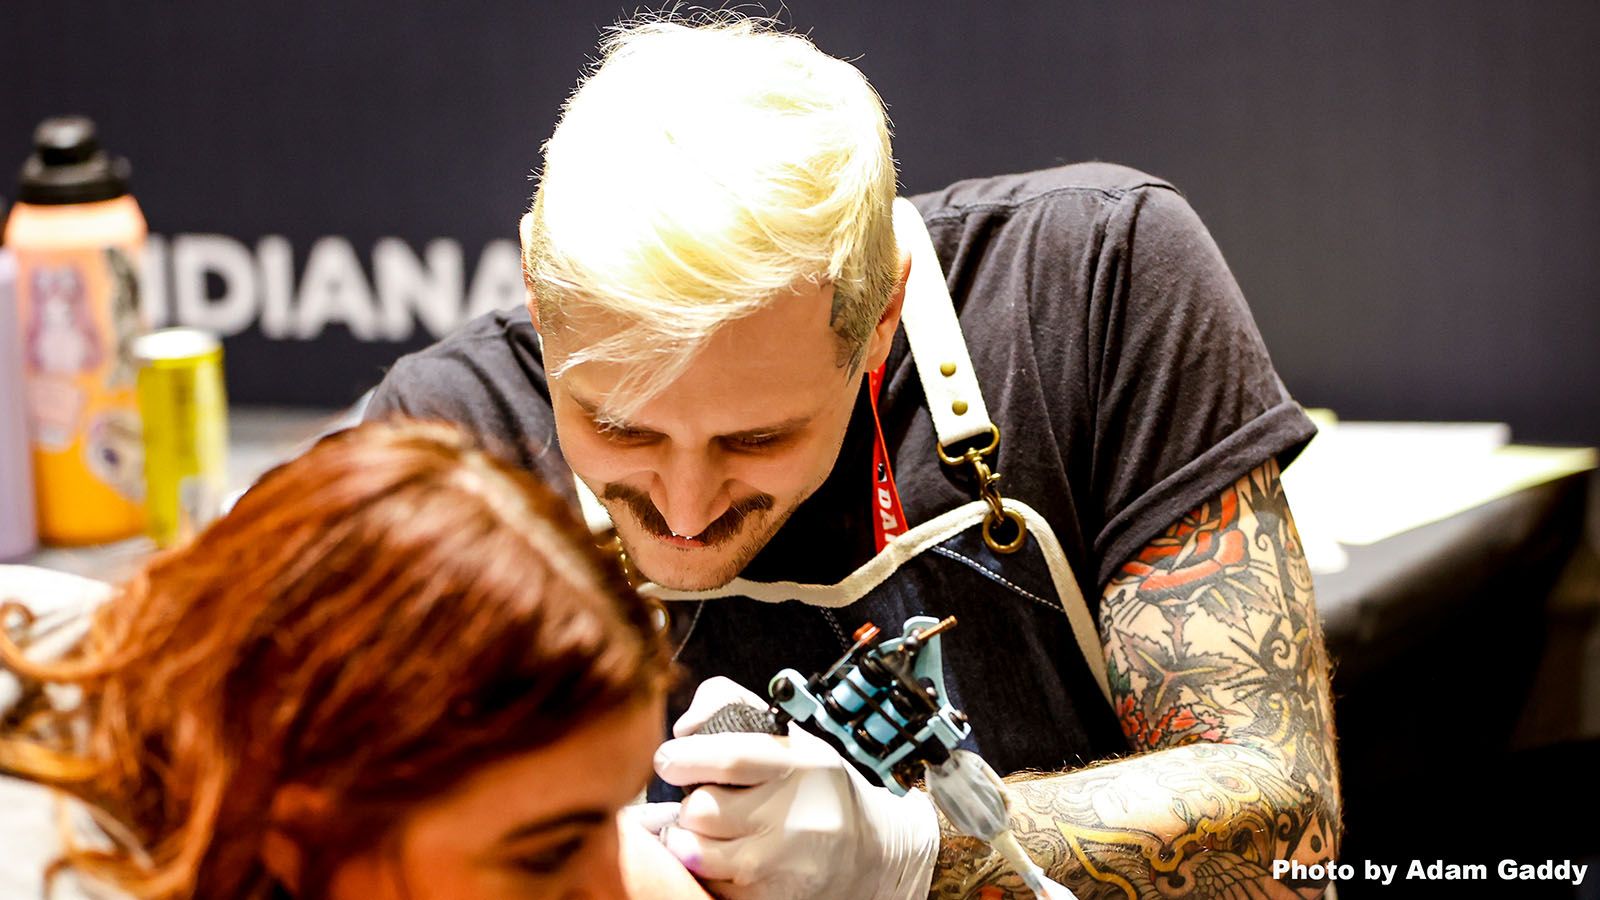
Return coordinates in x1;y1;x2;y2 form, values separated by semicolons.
940;362;957;377
952;400;969;415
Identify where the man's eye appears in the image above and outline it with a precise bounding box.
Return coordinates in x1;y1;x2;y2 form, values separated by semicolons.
724;433;787;452
513;836;586;876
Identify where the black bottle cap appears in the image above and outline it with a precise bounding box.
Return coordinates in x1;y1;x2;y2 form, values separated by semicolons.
17;116;132;205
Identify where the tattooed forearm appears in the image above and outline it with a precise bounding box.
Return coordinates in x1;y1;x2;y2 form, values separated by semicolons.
932;744;1335;899
928;460;1340;899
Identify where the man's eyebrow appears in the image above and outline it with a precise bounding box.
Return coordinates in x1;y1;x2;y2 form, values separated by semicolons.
496;809;609;845
568;391;644;431
568;390;811;439
720;417;810;440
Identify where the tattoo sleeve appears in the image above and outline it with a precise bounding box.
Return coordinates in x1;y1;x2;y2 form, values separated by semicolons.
928;459;1341;899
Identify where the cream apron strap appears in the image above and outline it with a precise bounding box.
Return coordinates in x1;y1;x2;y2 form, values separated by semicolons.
644;499;1112;705
646;500;992;607
892;197;994;448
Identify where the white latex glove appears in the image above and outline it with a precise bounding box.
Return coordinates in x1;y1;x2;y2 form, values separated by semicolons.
652;676;939;900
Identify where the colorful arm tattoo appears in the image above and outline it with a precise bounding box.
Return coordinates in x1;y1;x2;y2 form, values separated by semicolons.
928;459;1341;899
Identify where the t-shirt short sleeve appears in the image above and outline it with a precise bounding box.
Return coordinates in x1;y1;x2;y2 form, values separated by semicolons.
366;354;468;423
1086;185;1315;587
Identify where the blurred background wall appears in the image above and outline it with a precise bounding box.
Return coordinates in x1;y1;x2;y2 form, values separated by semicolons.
4;1;1597;442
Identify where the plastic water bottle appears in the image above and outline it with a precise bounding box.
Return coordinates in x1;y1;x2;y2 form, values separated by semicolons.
3;116;148;545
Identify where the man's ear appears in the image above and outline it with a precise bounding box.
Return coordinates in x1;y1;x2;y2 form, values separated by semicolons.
861;249;911;373
519;211;540;332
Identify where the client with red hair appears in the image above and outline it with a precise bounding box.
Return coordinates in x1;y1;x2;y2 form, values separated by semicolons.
0;420;708;900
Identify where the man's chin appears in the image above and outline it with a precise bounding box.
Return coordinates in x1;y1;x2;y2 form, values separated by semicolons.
615;528;763;591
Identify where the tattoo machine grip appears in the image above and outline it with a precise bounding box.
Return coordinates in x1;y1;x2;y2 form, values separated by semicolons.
696;702;786;735
680;702;788;796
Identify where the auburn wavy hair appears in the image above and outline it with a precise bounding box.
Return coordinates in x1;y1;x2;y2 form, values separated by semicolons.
0;420;671;899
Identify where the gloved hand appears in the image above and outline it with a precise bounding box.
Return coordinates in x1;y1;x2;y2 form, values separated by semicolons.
649;676;939;900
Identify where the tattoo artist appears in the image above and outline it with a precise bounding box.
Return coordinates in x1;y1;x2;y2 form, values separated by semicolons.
367;13;1342;900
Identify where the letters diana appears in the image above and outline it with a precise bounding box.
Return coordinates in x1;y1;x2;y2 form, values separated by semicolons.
134;234;527;342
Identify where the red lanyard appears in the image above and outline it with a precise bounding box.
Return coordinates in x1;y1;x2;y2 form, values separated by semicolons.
867;364;909;553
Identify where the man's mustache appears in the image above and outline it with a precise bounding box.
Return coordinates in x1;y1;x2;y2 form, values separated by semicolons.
600;484;774;546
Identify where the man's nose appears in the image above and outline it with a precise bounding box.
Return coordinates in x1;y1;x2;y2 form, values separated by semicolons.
652;449;728;537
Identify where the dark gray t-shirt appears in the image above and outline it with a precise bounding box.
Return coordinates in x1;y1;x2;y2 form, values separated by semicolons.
367;163;1315;605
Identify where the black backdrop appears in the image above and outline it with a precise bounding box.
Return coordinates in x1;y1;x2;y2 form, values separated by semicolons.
5;2;1597;443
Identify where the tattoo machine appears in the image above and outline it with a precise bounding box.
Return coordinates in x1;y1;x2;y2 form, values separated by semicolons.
697;615;1080;900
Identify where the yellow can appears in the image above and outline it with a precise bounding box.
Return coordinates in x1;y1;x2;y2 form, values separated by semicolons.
132;328;228;548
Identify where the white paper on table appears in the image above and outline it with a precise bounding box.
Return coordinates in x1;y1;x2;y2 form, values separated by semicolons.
0;565;110;716
1281;414;1597;572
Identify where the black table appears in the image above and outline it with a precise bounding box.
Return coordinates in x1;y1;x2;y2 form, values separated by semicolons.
1315;470;1599;898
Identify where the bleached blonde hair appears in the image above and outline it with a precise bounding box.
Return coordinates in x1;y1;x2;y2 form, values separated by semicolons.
524;13;900;413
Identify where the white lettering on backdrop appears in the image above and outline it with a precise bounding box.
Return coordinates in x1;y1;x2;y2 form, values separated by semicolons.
139;235;526;340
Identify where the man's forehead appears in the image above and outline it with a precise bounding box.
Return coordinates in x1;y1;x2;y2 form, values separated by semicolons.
541;275;837;342
544;278;847;398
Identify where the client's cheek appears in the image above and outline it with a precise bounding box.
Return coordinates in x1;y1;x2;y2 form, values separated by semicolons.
573;824;627;899
325;849;408;900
